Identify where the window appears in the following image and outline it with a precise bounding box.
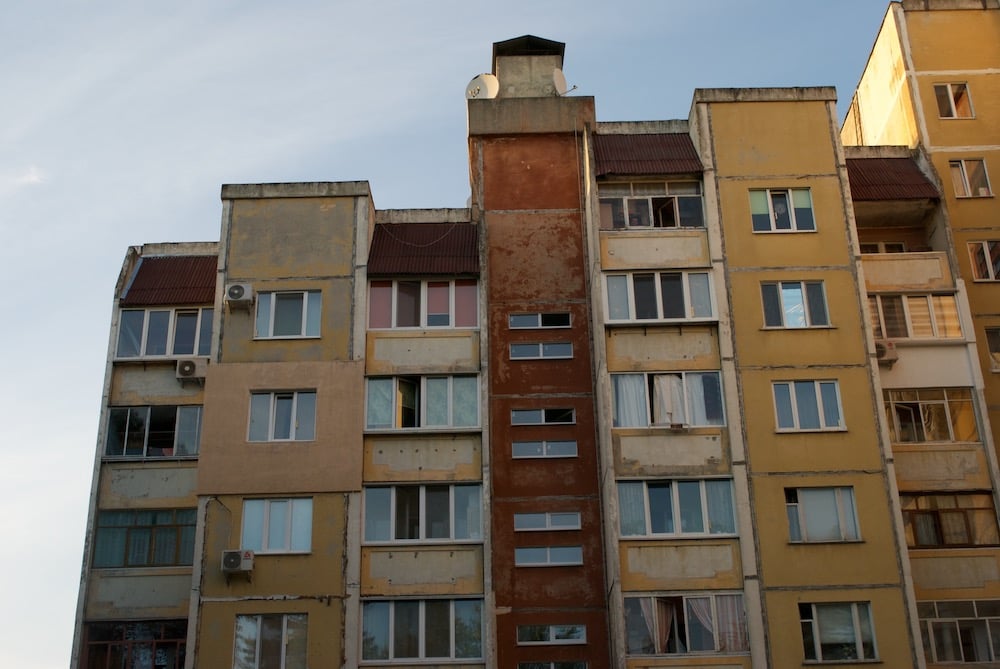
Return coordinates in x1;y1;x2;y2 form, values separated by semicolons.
85;621;186;669
93;509;196;568
510;342;573;359
969;241;1000;281
606;271;714;322
369;279;478;329
800;602;876;662
116;307;212;358
361;599;482;660
241;498;312;553
885;388;978;443
248;391;316;441
900;493;1000;548
919;599;1000;663
517;625;586;645
509;312;571;329
612;372;724;428
860;241;907;254
512;440;578;458
618;479;736;537
515;545;583;566
234;614;306;669
869;294;962;339
514;512;581;531
935;83;974;118
364;484;482;542
625;594;748;654
366;376;478;430
105;405;202;458
951;159;992;198
750;188;815;232
511;408;575;425
761;281;829;328
255;291;320;338
986;328;1000;371
518;663;587;669
785;487;859;542
599;181;705;229
773;380;844;431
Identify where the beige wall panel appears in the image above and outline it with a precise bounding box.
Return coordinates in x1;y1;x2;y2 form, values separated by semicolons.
361;545;484;596
606;327;719;371
753;474;904;587
99;463;197;507
740;368;883;472
200;493;349;599
86;571;191;619
221;278;353;362
619;540;741;591
227;197;357;278
910;551;1000;598
861;252;952;291
364;435;482;482
600;230;709;271
894;444;992;490
766;588;914;667
197;361;364;495
366;331;480;374
879;345;978;388
110;364;205;405
626;660;749;669
905;10;1000;72
710;101;837;177
615;432;728;476
715;178;852;270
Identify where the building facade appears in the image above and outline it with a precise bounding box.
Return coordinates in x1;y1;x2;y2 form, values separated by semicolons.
74;4;1000;667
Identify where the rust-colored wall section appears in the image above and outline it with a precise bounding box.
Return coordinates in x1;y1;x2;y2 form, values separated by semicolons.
482;135;583;211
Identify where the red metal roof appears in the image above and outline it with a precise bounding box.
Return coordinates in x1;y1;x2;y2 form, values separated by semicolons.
368;223;479;276
120;255;217;306
846;158;939;201
593;133;703;176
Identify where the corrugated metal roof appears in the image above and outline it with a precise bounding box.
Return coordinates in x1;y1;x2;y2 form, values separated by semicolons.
368;223;479;276
120;255;217;306
847;157;939;201
593;133;703;176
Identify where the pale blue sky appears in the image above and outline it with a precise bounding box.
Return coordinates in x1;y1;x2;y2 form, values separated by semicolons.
0;1;890;666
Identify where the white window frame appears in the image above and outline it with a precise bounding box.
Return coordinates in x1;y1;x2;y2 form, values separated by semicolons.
605;271;715;323
919;600;1000;663
624;593;748;655
511;408;576;425
950;158;992;198
248;391;316;442
512;440;578;459
234;613;307;669
617;479;736;538
761;281;830;328
510;342;573;360
116;306;213;359
362;484;482;543
934;82;974;118
598;181;705;230
360;599;483;661
800;602;877;662
105;405;203;458
785;487;860;543
368;278;479;329
254;290;321;339
509;312;571;329
750;188;816;232
240;498;312;554
365;376;479;431
969;241;1000;281
869;293;962;339
514;512;581;531
884;387;979;444
611;371;725;428
772;380;844;432
516;624;587;646
514;545;583;567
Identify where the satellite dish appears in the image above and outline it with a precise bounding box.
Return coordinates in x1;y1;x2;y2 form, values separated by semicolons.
553;68;568;96
466;73;499;100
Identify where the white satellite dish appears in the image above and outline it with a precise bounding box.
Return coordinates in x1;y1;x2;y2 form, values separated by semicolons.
553;68;568;96
466;73;500;100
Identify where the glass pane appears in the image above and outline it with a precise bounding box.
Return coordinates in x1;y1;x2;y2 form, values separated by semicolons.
762;284;782;326
106;407;129;456
781;283;806;327
125;407;148;456
255;293;271;337
706;479;736;534
249;394;272;441
395;487;420;540
771;192;792;230
362;603;389;660
427;282;450;326
284;615;308;669
648;482;674;534
512;441;543;457
949;395;979;442
794;381;821;429
550;512;581;529
273;293;304;336
542;342;572;357
233;616;259;669
933;621;963;662
618;482;647;536
146;406;177;456
364;488;391;541
677;196;704;227
452;376;478;427
454;485;481;540
267;500;288;550
518;624;548;643
290;499;312;551
800;488;841;541
820;382;841;428
935;84;955;117
881;296;907;337
424;600;450;657
272;394;293;440
689;273;712;318
750;190;771;231
172;312;197;355
425;486;450;539
659;273;684;318
933;295;961;337
152;527;177;565
547;440;577;456
197;309;213;356
792;189;815;230
294;392;316;440
258;615;283;669
922;402;949;441
953;83;972;117
652;197;676;227
686;598;715;651
126;528;151;566
541;312;571;327
369;281;393;328
396;281;420;327
549;546;582;563
601;198;626;229
454;600;482;658
366;379;393;429
515;547;548;564
774;384;794;429
93;527;126;567
633;274;658;319
952;161;971;197
678;481;704;533
305;291;321;336
142;311;169;355
627;198;651;227
806;282;828;325
514;513;546;530
907;296;933;337
607;275;630;320
968;160;991;196
241;500;264;551
454;280;478;327
625;598;656;653
117;310;145;357
816;604;858;660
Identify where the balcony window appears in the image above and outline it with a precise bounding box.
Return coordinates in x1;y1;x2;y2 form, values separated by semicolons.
366;376;478;430
116;307;212;358
885;388;978;443
625;593;748;655
599;181;704;229
606;271;714;322
901;493;999;547
612;372;724;428
369;279;478;328
869;294;961;339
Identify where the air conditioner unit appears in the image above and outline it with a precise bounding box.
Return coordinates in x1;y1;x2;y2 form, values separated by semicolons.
221;549;254;573
225;282;254;309
875;340;898;365
175;358;207;380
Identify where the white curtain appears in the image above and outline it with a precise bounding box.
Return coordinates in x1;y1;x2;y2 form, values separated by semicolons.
716;594;748;652
614;375;647;427
653;374;685;425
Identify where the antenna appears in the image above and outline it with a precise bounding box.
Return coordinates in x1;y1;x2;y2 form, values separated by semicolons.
553;68;568;96
466;73;500;100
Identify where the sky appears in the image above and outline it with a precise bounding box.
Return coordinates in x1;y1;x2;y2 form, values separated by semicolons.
0;1;892;666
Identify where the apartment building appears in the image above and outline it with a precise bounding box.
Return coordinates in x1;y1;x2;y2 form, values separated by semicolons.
73;4;1000;667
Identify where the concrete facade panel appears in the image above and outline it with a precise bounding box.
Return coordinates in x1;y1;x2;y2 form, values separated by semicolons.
361;545;484;595
100;463;197;506
600;230;709;271
619;541;742;591
606;327;720;371
364;435;482;483
878;345;979;388
468;96;594;138
910;552;1000;596
485;212;586;302
366;331;480;374
861;251;952;291
615;431;728;475
894;444;992;490
110;364;206;405
86;571;191;619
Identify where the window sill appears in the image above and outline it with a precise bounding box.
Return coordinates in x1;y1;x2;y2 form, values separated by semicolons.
252;335;321;341
789;539;864;545
364;426;482;435
242;550;312;556
514;563;584;568
605;318;718;327
751;229;818;234
91;565;193;574
954;194;994;199
775;428;847;434
803;660;880;665
761;325;836;331
622;533;739;540
114;355;209;363
367;326;481;332
102;455;199;462
246;439;315;444
363;539;484;547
